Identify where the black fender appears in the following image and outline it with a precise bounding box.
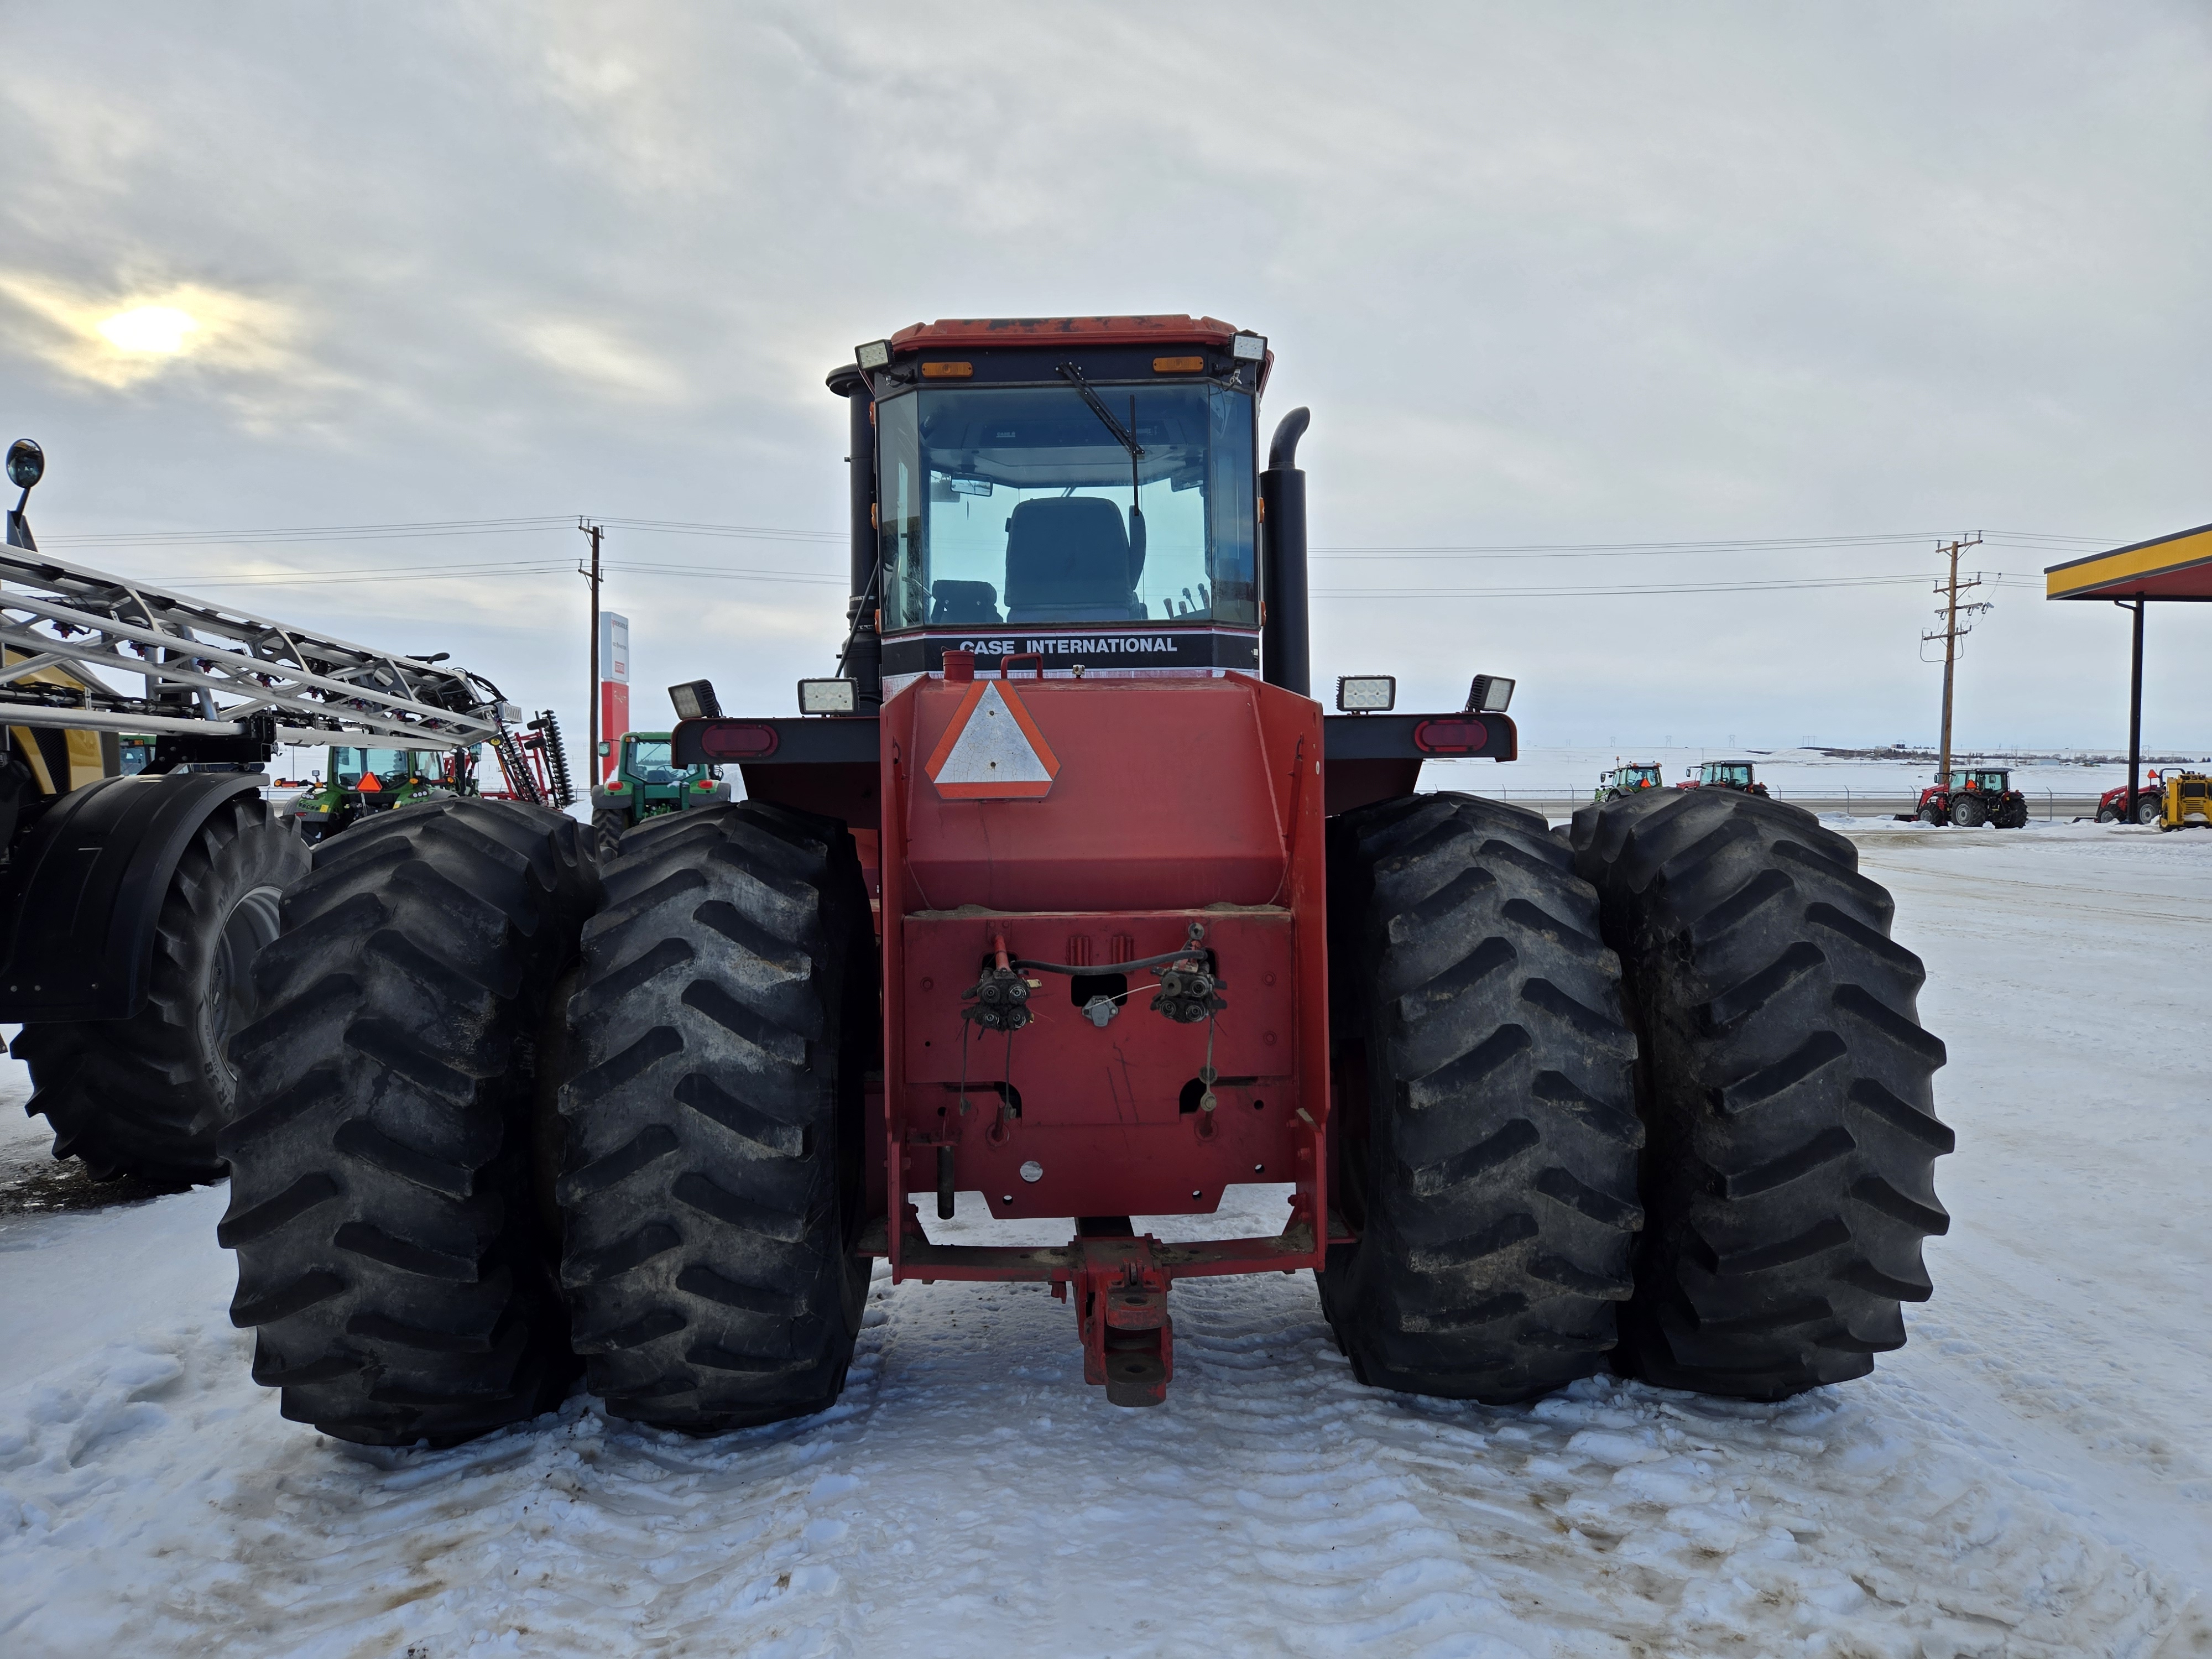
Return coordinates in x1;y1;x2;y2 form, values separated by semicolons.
0;771;268;1022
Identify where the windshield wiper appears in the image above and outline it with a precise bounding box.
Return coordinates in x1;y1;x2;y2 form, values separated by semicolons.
1055;364;1147;569
1055;363;1144;460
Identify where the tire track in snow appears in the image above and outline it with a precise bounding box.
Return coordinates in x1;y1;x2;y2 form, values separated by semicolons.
0;1165;2203;1653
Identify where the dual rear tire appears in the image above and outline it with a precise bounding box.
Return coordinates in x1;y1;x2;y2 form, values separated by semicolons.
223;782;1950;1443
220;797;872;1446
1323;789;1950;1402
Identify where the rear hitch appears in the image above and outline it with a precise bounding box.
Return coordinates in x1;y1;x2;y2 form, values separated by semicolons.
1074;1234;1174;1407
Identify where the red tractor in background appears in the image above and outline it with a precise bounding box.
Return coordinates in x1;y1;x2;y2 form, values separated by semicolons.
1905;767;2029;828
1676;759;1770;796
2094;772;2164;824
216;317;1950;1446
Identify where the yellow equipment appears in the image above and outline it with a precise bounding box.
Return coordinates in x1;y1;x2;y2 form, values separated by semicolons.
2158;771;2211;831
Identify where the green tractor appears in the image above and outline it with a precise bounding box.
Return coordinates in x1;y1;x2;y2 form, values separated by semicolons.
283;744;478;844
1594;760;1664;801
589;729;729;858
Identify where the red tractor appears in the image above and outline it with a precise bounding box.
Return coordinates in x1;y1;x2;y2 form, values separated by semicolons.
1905;766;2029;828
2094;771;2164;824
1676;759;1770;796
216;317;1950;1444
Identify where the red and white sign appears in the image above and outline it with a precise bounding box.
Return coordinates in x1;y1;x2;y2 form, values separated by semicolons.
924;680;1060;800
598;611;629;784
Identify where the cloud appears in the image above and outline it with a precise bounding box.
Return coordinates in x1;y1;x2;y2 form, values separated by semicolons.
0;272;316;393
512;318;687;402
0;1;2205;754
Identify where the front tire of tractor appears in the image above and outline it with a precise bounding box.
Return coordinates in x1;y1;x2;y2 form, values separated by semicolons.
557;801;874;1435
15;794;307;1185
591;808;627;864
2095;805;2117;823
217;799;599;1446
1948;795;1988;828
1571;789;1952;1399
1916;803;1943;825
1318;793;1644;1402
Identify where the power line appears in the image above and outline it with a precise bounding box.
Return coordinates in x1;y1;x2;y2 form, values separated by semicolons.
1311;571;2038;600
41;515;843;551
162;557;844;588
1311;529;2110;560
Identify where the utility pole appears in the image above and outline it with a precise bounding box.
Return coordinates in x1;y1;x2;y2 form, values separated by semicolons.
1922;534;1987;787
580;518;603;762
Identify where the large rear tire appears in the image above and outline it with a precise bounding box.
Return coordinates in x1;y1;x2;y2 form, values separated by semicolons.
14;794;307;1184
217;799;599;1446
557;801;873;1434
1318;794;1643;1402
2136;795;2163;826
1571;789;1951;1399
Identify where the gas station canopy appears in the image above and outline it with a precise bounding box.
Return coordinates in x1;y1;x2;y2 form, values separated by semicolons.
2046;521;2212;601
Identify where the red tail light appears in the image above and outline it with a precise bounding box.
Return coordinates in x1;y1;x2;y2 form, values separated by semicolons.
699;722;780;759
1412;718;1489;755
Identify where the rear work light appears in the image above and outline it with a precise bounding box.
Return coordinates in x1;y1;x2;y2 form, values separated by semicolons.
1335;675;1396;712
797;678;858;715
1230;333;1266;361
669;679;722;721
854;339;891;370
1413;718;1490;755
1467;674;1515;713
699;722;780;759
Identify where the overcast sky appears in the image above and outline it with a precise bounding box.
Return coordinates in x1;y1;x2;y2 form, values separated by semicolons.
4;2;2208;760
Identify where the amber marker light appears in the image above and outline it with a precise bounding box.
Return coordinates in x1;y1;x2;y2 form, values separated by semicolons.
920;361;973;378
1152;356;1204;373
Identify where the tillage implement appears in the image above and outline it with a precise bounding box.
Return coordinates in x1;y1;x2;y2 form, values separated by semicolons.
218;319;1953;1445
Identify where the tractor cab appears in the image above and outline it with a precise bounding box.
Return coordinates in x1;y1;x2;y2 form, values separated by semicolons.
285;744;473;843
861;318;1266;690
1681;760;1766;794
599;731;723;815
1594;762;1663;800
587;730;731;857
1947;768;2008;794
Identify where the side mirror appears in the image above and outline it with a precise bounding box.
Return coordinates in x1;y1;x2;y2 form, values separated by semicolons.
596;741;612;757
5;439;42;550
7;438;43;491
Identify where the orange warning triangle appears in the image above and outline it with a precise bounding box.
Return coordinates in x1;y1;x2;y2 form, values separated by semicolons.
924;679;1061;800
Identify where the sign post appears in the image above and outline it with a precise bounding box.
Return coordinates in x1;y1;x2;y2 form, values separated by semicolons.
598;611;629;784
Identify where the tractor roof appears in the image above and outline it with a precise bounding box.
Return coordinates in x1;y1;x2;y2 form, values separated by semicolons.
880;315;1273;389
889;315;1243;352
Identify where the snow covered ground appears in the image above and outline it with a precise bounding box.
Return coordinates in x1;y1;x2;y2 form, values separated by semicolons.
2;821;2208;1656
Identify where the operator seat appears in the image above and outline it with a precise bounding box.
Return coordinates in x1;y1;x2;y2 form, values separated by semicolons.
1003;497;1146;622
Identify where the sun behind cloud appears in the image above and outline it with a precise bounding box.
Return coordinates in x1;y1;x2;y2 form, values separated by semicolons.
98;305;200;354
0;274;303;390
